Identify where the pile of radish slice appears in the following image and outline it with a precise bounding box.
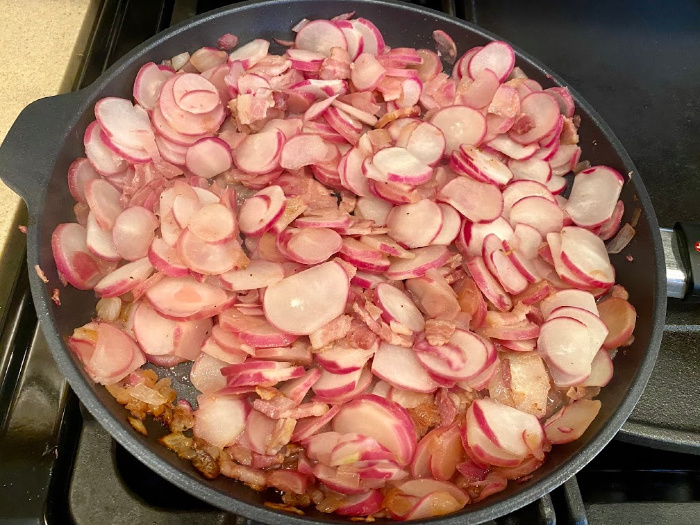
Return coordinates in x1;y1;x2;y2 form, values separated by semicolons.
53;12;638;521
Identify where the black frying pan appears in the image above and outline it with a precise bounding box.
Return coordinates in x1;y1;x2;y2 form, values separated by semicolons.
0;0;666;523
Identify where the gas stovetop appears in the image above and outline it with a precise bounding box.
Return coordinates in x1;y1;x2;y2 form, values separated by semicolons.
1;0;700;524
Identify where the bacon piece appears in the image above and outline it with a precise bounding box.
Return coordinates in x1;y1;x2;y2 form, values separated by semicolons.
424;318;456;346
309;314;352;349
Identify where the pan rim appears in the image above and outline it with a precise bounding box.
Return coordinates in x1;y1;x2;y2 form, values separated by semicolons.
26;0;666;523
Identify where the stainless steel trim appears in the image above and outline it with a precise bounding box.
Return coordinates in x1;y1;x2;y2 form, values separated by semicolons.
661;227;688;299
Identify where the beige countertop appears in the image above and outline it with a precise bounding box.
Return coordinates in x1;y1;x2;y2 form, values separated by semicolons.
0;0;98;311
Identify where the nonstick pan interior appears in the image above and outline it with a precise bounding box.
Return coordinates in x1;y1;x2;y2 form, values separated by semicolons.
0;0;665;523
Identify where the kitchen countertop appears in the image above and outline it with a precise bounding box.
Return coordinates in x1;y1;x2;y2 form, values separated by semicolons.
0;0;98;317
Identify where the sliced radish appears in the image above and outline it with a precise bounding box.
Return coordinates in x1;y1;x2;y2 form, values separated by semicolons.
85;212;119;261
581;349;614;387
85;178;124;230
509;195;564;235
295;20;348;56
355;195;394;226
375;283;425;332
263;261;349;335
316;342;375;374
176;229;243;275
313;366;365;399
228;38;270;68
437;176;503;223
279;133;329;170
537;316;595;385
468;41;515;82
429;106;486;153
148;237;189;277
457;145;513;187
95;97;155;152
190;353;228;393
508;92;560;144
68;158;100;204
372;147;433;185
360;235;414;259
559;226;615;287
386;199;443;248
185;137;232;179
233;130;284;174
283;227;342;264
133;62;173;110
509;157;552;183
459;217;514;257
333;394;416;466
544;399;601;444
349;19;385;55
193;394;249;449
565;166;624;228
112;206;158;261
187;203;237;244
432;204;461;245
597;297;637;349
145;276;232;320
371;343;438;393
385;245;450;280
219;260;284;291
238;185;286;236
465;256;512;312
94;258;154;298
219;308;297;347
84;121;127;176
540;288;599;319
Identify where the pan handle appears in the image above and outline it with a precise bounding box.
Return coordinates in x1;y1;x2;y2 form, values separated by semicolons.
662;224;700;302
0;90;87;213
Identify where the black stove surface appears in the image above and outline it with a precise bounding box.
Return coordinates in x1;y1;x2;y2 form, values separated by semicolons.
2;0;700;524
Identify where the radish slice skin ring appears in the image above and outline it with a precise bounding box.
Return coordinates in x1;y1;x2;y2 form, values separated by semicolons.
53;15;636;519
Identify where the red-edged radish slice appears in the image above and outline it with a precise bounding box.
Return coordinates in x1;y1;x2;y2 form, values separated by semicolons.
487;134;537;160
339;238;390;273
94;258;153;298
437;175;503;223
429;106;486;153
148;237;189;277
501;180;555;221
336;490;384;517
509;223;543;260
312;366;365;399
349;19;385;55
508;92;560;145
219;260;284;291
333;394;416;466
193;394;249;449
468;41;515;82
355;195;394;226
386;199;443;248
187;203;237;244
218;308;297;348
352;271;388;289
420;329;496;381
545;86;575;117
458;145;514;187
559;226;615;287
489;246;529;295
85;178;124;230
316;342;375;374
459;217;514;257
339;147;371;197
489;84;520;119
537;316;596;385
176;229;243;275
295;19;348;56
85;212;119;261
431;30;457;64
233;130;284;174
112;206;158;261
508;157;552;183
544;399;601;444
375;283;425;332
540;288;599;319
372;147;433;185
286;48;325;72
228;38;270;68
371;343;439;393
334;20;364;61
95;97;155;151
509;195;564;236
76;322;145;385
581;349;614;387
404;122;445;166
431;204;461;246
263;261;349;335
52;223;103;290
145;276;232;320
133;301;212;359
185;137;232;179
360;235;414;259
238;185;286;236
84;121;127;176
467;398;544;464
284;227;342;264
68;158;100;204
549;305;608;348
133;62;173;110
466;256;513;312
565;166;624;228
597;297;637;349
385;245;450;280
188;356;228;391
279;133;329;170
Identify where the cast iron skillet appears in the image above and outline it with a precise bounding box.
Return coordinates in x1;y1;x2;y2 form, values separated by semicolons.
0;0;665;522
